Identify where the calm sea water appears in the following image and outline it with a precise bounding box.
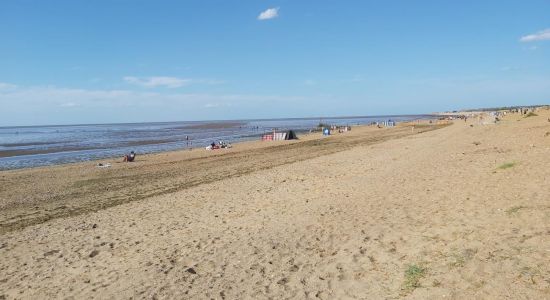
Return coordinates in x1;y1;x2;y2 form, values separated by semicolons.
0;115;433;170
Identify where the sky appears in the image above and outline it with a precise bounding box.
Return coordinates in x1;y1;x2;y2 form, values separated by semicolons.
1;0;549;126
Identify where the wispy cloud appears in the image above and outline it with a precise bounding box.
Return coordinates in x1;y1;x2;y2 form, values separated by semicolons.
194;78;226;85
304;79;316;86
0;84;305;110
0;84;313;125
204;103;232;109
60;102;79;107
349;75;366;83
500;66;517;72
258;7;279;20
0;86;137;107
0;82;18;90
123;76;225;88
123;76;191;88
520;28;550;42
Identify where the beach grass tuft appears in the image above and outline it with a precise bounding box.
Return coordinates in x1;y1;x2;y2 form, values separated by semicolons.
497;162;516;169
448;248;476;268
449;253;466;268
506;205;526;215
403;264;426;291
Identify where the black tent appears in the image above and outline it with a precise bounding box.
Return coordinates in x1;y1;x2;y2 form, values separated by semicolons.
285;130;298;140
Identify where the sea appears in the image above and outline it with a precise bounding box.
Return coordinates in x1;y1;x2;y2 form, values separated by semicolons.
0;115;434;170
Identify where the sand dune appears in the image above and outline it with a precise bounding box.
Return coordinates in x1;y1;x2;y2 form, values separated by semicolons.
0;111;549;299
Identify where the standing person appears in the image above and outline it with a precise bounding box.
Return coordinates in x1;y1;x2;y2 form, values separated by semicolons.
185;135;189;147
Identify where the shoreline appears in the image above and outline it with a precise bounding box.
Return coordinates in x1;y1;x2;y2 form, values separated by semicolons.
0;114;438;129
0;120;424;172
0;121;445;234
0;126;320;172
0;115;437;171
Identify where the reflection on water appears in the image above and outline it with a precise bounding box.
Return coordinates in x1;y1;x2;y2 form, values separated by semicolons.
0;115;433;170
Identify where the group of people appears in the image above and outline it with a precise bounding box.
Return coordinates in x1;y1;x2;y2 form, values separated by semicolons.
207;140;232;150
121;136;235;161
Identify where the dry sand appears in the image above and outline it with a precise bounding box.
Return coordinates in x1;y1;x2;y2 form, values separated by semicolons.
0;111;549;299
0;124;441;234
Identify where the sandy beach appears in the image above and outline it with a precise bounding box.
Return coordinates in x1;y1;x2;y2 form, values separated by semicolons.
1;110;549;299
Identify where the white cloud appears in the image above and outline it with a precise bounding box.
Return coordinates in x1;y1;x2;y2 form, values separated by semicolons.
123;76;191;88
258;7;279;20
520;29;550;42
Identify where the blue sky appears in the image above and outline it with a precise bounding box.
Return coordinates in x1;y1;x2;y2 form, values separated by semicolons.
1;0;549;126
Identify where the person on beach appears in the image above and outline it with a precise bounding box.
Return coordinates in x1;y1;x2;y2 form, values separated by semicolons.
123;151;136;162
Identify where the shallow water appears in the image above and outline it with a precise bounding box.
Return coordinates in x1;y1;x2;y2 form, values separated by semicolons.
0;115;433;170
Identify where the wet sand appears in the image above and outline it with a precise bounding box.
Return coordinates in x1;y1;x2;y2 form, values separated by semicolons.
0;111;549;299
0;140;179;159
0;147;94;159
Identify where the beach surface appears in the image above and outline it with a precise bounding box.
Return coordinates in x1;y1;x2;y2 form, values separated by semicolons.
1;111;549;299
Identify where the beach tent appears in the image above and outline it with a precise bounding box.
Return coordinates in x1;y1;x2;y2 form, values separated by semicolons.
261;130;298;141
285;130;298;140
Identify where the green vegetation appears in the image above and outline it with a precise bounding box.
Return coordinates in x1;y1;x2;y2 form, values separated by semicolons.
497;162;516;169
449;253;466;268
448;249;475;268
525;112;538;117
404;264;426;291
506;205;526;215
